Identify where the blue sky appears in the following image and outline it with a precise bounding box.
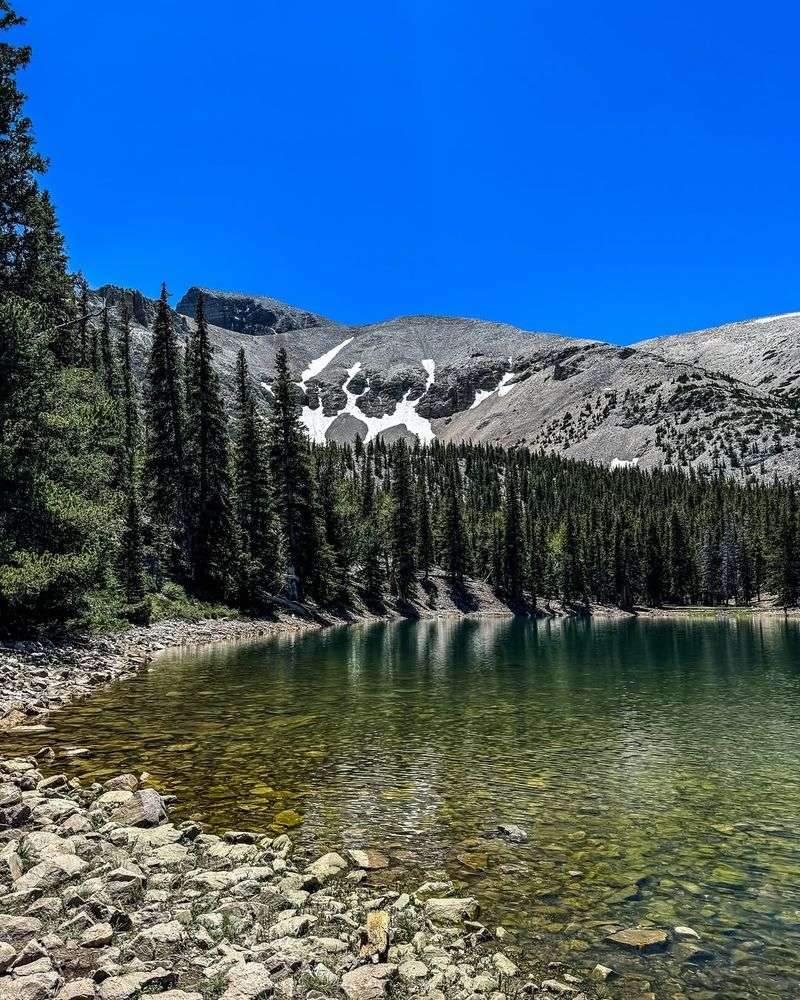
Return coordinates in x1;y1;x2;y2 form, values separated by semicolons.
19;1;800;343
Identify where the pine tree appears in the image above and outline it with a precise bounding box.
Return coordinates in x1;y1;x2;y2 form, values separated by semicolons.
440;459;469;584
0;4;70;320
118;298;138;476
317;449;352;603
99;303;117;397
391;442;417;600
417;460;435;580
561;512;583;605
143;283;187;579
231;348;283;603
0;6;120;627
119;481;147;614
269;346;330;601
667;506;691;603
502;462;523;601
184;291;235;596
644;518;665;606
773;487;799;608
76;278;89;367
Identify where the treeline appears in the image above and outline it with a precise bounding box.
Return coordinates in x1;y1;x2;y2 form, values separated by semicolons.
2;2;800;632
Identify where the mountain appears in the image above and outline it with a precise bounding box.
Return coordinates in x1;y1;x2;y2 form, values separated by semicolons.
90;286;800;480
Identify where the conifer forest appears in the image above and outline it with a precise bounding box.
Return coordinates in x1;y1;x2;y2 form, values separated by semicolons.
2;1;799;635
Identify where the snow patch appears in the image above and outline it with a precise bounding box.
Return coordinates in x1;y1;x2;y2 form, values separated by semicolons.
752;312;800;325
610;457;639;469
470;357;516;409
299;336;354;390
496;371;516;397
301;358;436;445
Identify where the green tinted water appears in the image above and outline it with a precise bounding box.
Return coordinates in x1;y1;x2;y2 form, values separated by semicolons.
8;617;800;998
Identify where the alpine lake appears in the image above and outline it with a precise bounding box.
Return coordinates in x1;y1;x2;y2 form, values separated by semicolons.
7;616;800;999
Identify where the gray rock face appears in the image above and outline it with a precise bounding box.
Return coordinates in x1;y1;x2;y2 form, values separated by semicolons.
176;287;333;337
110;789;167;828
89;283;800;481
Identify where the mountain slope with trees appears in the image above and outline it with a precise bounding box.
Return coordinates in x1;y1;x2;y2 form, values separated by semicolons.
80;283;800;485
2;2;799;635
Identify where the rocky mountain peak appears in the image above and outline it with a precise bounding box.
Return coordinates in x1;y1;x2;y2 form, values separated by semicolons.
176;287;336;337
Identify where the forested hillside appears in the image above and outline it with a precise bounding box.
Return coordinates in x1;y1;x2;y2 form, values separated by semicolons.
2;2;799;634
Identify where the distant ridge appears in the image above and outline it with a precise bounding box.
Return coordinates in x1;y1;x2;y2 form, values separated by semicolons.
91;284;800;481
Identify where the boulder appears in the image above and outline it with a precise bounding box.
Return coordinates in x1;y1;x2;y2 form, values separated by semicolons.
398;959;427;980
348;849;389;870
56;979;96;1000
605;927;669;952
540;980;579;995
496;824;528;843
13;853;88;896
266;915;315;941
220;962;274;1000
341;964;398;1000
103;774;138;792
0;915;43;938
304;852;348;883
111;789;167;828
98;968;177;1000
0;940;17;971
132;919;185;957
424;897;480;925
493;952;518;977
0;782;23;808
79;921;113;948
3;971;60;1000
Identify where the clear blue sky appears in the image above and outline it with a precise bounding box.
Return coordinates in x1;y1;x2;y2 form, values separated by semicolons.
19;1;800;343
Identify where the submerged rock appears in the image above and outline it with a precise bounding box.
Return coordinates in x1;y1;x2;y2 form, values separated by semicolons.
496;824;529;843
605;927;669;952
348;849;390;870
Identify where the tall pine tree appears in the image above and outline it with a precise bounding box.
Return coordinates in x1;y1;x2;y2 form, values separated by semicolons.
184;291;236;596
143;284;187;579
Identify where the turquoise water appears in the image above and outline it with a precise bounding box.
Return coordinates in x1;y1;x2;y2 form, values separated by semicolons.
9;616;800;998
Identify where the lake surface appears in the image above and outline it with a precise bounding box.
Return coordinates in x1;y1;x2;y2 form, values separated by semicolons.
9;616;800;998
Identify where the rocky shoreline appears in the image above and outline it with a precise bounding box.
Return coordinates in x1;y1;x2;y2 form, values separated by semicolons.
0;613;339;732
0;753;605;1000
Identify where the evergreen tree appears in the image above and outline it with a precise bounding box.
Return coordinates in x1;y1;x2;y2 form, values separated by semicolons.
269;346;330;601
119;482;147;615
417;460;435;579
644;518;665;606
143;283;187;578
99;303;117;397
561;512;583;605
184;291;235;596
231;348;283;602
0;3;70;320
118;298;138;475
0;7;119;627
440;459;469;583
502;462;524;601
391;442;417;600
773;487;799;608
317;449;352;603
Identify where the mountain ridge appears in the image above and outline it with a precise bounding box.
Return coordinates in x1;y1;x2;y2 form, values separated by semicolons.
91;283;800;481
